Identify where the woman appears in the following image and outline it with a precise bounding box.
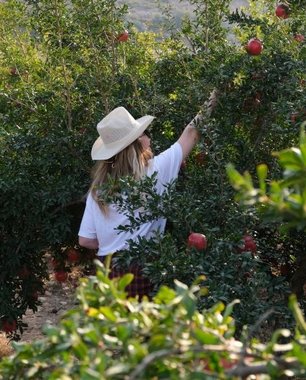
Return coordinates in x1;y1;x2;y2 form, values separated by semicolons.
78;106;201;298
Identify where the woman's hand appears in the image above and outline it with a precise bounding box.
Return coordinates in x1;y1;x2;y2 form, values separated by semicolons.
178;89;219;160
189;88;219;128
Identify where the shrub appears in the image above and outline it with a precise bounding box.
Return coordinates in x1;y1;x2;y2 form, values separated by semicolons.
0;261;306;379
1;0;305;338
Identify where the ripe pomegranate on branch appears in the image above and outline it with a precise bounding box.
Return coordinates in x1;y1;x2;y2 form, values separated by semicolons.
275;3;290;19
116;29;129;42
246;38;263;56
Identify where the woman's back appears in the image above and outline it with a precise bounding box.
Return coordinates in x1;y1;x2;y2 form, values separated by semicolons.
79;142;183;256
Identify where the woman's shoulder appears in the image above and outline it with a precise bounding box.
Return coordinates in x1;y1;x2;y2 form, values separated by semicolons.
146;142;183;177
154;142;182;163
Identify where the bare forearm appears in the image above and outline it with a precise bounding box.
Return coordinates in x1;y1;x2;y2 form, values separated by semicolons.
177;124;200;158
79;236;99;250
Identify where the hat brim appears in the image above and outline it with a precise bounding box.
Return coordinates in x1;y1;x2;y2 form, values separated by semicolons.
91;115;155;160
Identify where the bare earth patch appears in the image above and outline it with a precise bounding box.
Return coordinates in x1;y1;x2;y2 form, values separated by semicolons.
20;275;78;343
0;266;83;358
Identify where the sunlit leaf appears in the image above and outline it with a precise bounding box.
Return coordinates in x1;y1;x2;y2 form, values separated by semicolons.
118;273;134;291
256;163;268;192
193;328;220;344
99;307;117;322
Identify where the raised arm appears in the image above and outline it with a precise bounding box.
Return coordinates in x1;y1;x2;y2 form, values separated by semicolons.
177;120;200;161
177;89;218;161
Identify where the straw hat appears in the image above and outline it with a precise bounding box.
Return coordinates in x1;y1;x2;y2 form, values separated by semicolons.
91;106;155;160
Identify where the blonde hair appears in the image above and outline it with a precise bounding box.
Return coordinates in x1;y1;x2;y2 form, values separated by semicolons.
90;139;153;213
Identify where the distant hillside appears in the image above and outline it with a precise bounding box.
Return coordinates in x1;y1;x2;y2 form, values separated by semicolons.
118;0;248;31
0;0;248;32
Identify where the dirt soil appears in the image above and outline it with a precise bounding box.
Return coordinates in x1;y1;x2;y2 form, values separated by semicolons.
0;266;84;357
19;273;79;343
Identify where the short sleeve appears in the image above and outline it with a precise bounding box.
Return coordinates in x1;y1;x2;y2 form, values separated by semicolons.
151;142;183;192
78;193;98;239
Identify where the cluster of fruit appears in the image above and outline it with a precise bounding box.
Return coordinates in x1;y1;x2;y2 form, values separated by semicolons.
50;247;84;283
245;3;304;56
187;232;256;253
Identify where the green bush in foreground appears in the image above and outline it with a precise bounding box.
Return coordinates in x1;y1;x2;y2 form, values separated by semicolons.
227;125;306;301
0;260;306;379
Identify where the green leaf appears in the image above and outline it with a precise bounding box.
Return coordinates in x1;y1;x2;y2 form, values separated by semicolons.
277;148;305;171
223;299;240;320
149;334;167;350
174;279;189;292
182;294;197;318
118;273;134;291
154;286;177;304
105;363;130;377
116;325;132;342
226;163;246;188
289;294;306;334
256;163;268;192
83;368;104;379
281;171;306;187
299;127;306;162
103;334;119;345
26;366;40;378
300;126;306;146
99;306;117;322
193;328;220;344
73;340;88;359
266;360;280;377
266;329;291;353
209;302;225;314
292;342;306;366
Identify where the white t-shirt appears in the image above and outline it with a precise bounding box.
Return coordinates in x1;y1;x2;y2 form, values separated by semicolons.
78;142;183;256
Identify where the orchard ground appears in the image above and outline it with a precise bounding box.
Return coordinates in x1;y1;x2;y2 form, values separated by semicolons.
0;256;85;356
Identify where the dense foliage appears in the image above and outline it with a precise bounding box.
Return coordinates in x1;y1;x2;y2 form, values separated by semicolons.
0;260;306;379
0;0;305;345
